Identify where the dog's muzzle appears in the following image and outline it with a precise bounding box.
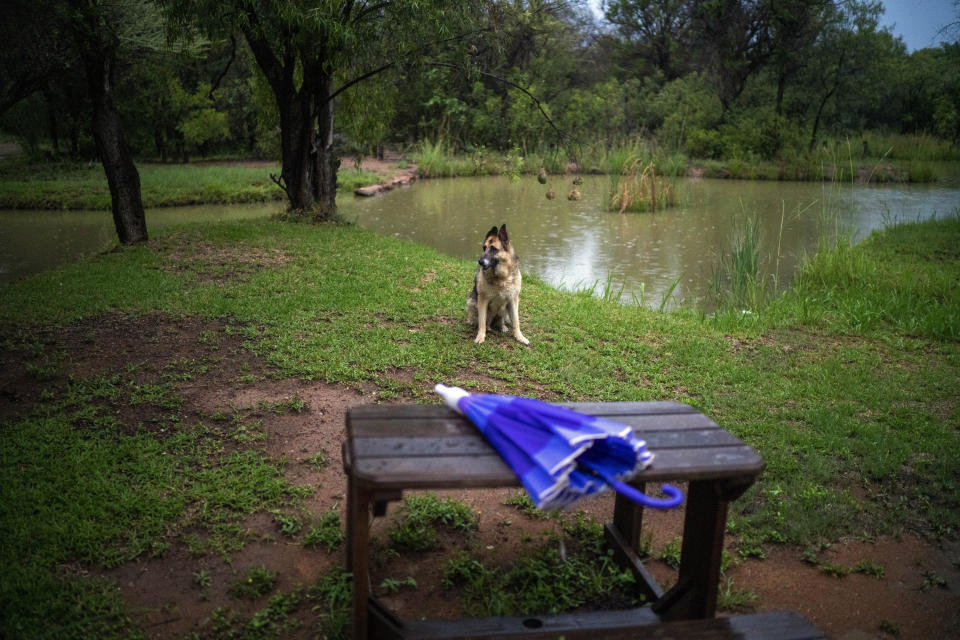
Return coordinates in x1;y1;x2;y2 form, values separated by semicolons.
478;256;497;270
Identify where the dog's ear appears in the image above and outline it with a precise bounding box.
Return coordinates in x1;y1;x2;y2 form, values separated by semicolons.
485;226;499;240
498;224;509;246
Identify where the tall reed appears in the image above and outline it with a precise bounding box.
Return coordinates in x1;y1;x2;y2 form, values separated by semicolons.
712;213;765;311
605;153;677;213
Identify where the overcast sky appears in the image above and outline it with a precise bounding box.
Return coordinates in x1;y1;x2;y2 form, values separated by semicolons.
587;1;959;52
879;0;957;51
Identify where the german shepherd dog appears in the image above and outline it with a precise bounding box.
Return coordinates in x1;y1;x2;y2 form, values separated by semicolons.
467;224;530;345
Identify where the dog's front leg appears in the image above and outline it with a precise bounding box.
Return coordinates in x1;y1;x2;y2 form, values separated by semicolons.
474;296;488;344
509;297;529;345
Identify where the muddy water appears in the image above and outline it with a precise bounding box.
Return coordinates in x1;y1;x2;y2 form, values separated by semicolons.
2;177;958;309
341;175;960;308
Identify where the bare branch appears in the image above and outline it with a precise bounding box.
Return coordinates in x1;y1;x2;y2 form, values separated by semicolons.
270;172;288;194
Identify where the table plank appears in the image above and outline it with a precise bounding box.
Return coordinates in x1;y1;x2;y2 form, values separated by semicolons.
350;429;742;458
349;412;722;438
348;400;698;421
349;445;762;488
346;401;764;488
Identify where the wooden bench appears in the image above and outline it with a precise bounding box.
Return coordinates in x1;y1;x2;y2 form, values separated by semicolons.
343;401;821;639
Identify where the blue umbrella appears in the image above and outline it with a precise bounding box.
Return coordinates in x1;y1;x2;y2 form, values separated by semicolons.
435;385;683;511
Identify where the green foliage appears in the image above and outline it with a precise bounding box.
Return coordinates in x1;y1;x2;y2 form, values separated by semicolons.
271;511;303;537
659;537;682;569
379;576;418;593
649;73;722;152
502;492;551;519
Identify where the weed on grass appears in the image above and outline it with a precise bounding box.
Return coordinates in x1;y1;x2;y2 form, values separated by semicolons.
660;537;682;569
442;518;638;617
920;570;947;591
503;491;552;519
196;589;303;639
306;569;352;640
389;493;479;552
854;560;885;579
717;576;759;612
303;508;345;552
271;510;304;537
229;566;278;599
307;449;329;472
380;576;418;593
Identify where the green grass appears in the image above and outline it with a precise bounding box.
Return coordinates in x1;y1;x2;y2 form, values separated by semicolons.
303;508;346;552
441;513;638;617
0;365;310;637
409;135;957;184
767;213;960;339
388;493;479;552
229;566;279;599
1;209;959;636
0;160;381;210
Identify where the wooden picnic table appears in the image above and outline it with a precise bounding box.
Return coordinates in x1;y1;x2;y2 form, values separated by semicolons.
343;401;768;640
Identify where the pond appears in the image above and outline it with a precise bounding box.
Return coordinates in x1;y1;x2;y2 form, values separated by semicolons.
342;175;960;308
2;176;958;309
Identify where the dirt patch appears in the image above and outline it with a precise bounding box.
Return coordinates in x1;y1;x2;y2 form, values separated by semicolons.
2;312;958;639
152;233;294;283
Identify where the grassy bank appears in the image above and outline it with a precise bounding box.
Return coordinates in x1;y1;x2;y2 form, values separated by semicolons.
0;160;381;210
412;138;957;185
1;214;958;636
0;144;953;213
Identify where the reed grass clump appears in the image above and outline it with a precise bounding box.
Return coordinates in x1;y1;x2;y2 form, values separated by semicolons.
605;153;677;213
712;214;768;311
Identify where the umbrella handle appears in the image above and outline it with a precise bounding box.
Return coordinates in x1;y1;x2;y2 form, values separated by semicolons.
611;481;684;509
579;458;684;509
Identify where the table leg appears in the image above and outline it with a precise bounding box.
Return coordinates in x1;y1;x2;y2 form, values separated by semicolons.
653;479;727;620
347;476;371;640
607;484;665;603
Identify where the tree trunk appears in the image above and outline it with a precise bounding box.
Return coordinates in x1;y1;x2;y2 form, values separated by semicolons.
83;47;147;244
312;73;338;220
276;83;316;211
246;33;339;219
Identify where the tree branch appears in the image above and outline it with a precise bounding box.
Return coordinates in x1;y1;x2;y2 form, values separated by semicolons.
327;62;395;103
208;34;237;98
270;171;288;194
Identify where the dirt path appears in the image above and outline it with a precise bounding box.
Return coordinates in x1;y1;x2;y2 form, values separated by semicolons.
3;313;958;640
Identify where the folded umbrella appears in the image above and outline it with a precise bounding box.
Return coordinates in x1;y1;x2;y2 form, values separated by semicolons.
435;384;683;511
